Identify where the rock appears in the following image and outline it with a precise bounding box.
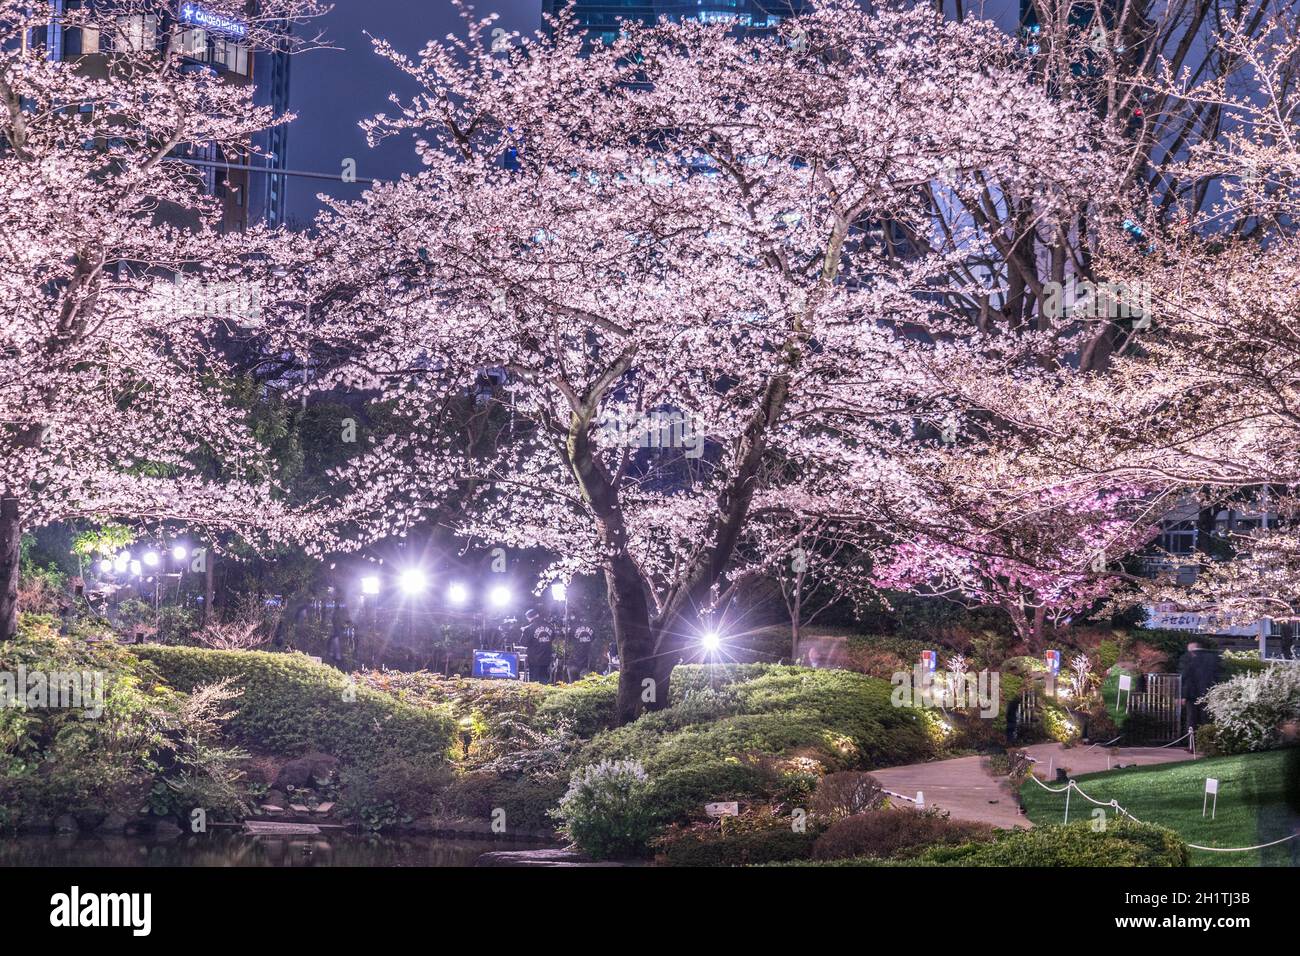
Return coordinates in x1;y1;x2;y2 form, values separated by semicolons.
152;820;183;839
53;814;78;833
260;805;285;814
289;804;311;813
313;802;335;814
264;789;287;807
273;753;339;790
97;812;129;834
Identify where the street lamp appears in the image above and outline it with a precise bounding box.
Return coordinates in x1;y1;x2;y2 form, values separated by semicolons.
114;551;130;574
489;584;512;608
360;575;381;596
143;550;160;568
701;630;722;654
98;558;113;574
550;581;567;602
172;544;188;561
447;582;469;605
398;568;428;596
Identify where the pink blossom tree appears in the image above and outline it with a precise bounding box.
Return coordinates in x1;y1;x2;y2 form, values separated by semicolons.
286;1;1109;722
872;481;1158;649
0;0;324;638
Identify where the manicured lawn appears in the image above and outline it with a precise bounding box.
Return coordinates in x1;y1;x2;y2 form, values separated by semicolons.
1020;751;1298;866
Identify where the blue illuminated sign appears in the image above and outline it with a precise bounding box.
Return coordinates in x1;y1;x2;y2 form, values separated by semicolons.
472;650;519;680
180;3;248;38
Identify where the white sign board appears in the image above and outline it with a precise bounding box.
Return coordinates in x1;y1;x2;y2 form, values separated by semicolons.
1145;605;1267;637
1203;778;1219;819
1118;674;1132;691
704;802;739;818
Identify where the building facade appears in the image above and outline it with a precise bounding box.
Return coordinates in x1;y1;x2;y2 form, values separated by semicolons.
541;0;806;44
40;1;290;231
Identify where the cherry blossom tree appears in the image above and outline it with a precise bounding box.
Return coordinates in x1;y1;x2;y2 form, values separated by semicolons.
286;1;1110;722
872;478;1158;649
0;0;324;639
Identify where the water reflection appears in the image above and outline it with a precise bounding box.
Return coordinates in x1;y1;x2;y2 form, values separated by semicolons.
0;831;554;867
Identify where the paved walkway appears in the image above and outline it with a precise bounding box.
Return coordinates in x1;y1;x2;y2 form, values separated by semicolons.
871;744;1198;830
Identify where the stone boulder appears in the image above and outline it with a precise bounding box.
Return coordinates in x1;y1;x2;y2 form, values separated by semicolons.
273;753;339;790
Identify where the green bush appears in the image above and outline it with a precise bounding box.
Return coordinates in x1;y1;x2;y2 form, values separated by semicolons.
1097;640;1121;672
337;756;454;830
580;666;930;779
645;760;772;823
811;808;995;861
657;816;822;866
552;759;658;859
0;617;246;829
534;674;619;738
915;820;1188;867
439;770;567;833
134;645;456;768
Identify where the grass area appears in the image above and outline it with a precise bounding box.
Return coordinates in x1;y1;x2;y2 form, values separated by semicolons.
1020;751;1298;866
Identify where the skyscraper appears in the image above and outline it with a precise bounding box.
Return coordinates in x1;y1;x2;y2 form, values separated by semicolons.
541;0;805;46
38;2;290;231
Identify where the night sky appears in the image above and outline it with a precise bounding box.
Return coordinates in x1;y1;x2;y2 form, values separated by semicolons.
283;1;542;227
281;0;1020;228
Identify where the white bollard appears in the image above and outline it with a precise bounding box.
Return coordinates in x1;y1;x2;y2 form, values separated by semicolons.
916;791;925;810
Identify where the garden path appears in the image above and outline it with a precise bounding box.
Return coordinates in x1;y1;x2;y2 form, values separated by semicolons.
869;744;1198;829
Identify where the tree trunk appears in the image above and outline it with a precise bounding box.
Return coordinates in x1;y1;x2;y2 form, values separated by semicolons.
0;496;20;641
791;580;802;663
607;554;672;725
202;552;215;626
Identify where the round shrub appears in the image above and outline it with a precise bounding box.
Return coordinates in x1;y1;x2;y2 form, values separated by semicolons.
553;760;658;859
916;820;1188;867
808;771;885;822
1201;664;1300;753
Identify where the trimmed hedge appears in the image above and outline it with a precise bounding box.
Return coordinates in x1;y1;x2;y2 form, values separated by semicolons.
764;820;1188;867
915;820;1188;867
659;821;821;866
134;645;456;768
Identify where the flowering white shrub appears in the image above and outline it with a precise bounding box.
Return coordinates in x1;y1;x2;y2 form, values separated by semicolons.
1201;664;1300;752
552;760;657;859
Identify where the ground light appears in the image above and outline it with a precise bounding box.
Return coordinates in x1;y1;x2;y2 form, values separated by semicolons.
489;584;512;608
447;582;468;605
360;575;380;596
98;558;113;574
397;568;428;596
172;545;188;561
114;551;130;573
143;551;159;567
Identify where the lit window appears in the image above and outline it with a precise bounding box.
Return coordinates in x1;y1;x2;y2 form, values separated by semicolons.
174;27;207;59
113;14;157;52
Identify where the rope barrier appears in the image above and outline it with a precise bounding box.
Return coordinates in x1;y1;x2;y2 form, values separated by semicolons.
1086;733;1125;751
1025;772;1300;853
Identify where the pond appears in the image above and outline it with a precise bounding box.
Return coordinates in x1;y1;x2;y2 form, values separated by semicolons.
0;830;555;867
